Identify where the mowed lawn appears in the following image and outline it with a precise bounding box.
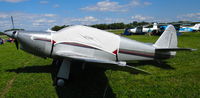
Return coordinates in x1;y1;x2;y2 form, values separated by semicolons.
0;31;199;98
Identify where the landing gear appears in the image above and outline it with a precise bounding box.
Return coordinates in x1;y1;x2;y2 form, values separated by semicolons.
56;79;65;87
52;59;62;66
52;59;71;87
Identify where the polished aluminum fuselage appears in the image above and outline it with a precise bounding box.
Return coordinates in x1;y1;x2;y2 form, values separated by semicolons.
16;31;158;63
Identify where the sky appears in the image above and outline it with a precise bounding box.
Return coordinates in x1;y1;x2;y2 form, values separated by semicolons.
0;0;200;31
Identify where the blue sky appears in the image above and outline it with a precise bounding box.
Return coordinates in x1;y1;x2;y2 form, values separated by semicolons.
0;0;200;31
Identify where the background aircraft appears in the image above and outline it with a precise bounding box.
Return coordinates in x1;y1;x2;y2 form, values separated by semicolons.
123;23;158;35
179;23;200;32
4;25;194;87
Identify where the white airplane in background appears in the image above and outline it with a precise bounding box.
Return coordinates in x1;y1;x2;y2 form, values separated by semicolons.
4;25;195;87
179;23;200;32
125;23;158;35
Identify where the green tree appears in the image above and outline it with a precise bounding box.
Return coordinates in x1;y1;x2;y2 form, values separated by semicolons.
51;25;69;31
0;32;4;35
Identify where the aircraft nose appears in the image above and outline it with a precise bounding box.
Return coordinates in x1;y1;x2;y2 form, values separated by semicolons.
3;31;17;38
4;31;13;37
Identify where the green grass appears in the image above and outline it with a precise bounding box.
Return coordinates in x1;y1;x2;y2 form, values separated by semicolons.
0;32;200;98
0;35;8;39
107;29;124;35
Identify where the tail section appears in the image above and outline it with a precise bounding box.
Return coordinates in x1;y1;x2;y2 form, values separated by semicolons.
153;25;196;59
153;25;177;48
153;23;158;30
193;24;200;30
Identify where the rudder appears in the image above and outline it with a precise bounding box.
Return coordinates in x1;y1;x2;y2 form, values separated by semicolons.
153;23;158;30
153;25;177;48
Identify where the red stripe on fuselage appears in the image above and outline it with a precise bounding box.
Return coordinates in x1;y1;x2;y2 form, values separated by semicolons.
34;39;153;58
119;49;154;58
34;38;51;42
34;38;56;44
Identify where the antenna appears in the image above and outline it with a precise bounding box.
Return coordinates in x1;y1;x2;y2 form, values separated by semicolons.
11;16;15;29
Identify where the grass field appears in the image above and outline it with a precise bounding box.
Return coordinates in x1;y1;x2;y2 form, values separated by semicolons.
0;31;200;98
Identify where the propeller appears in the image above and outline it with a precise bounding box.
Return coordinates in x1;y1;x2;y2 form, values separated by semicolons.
10;16;19;50
11;16;15;29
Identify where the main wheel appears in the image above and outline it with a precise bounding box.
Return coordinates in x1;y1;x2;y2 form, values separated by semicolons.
57;79;65;87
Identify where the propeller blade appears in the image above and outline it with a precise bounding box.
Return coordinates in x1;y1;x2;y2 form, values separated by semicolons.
14;39;19;50
11;16;15;29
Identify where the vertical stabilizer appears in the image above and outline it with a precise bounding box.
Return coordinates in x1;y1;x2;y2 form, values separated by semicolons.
153;25;177;48
153;23;158;30
193;24;200;30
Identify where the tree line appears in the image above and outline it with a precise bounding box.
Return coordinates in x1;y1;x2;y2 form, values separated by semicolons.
50;21;200;31
51;21;150;31
1;21;197;32
0;32;3;35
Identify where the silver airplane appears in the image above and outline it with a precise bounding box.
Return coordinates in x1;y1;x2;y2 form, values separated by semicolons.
4;25;194;87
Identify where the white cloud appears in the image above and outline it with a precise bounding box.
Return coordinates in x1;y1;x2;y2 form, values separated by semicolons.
34;19;56;23
128;0;152;6
71;16;98;22
103;18;127;23
129;0;140;6
65;16;132;25
131;15;154;21
81;0;152;12
0;13;8;18
81;1;126;12
0;20;10;28
177;12;200;21
143;2;152;6
53;4;60;8
32;23;44;26
43;14;57;17
65;16;99;25
0;12;158;31
0;12;59;31
39;0;48;4
0;0;27;3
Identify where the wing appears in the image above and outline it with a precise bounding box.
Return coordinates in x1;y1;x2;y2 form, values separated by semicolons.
54;51;150;74
55;51;118;64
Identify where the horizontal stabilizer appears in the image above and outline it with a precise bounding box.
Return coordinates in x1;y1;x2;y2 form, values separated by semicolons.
156;48;197;52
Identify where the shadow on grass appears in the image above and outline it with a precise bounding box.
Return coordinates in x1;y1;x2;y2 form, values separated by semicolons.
6;60;174;97
6;62;116;98
128;60;175;70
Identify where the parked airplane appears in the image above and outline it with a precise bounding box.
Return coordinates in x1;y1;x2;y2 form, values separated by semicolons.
4;25;195;87
123;23;158;35
179;23;200;32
